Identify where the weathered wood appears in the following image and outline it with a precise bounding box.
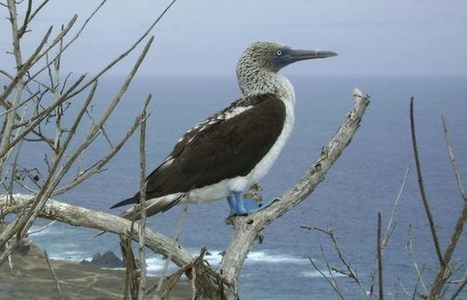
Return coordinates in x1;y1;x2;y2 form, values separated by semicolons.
0;194;193;268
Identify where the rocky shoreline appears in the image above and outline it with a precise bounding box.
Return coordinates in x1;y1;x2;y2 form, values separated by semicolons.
0;241;191;299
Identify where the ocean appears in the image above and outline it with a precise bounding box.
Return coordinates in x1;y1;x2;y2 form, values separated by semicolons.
21;74;466;299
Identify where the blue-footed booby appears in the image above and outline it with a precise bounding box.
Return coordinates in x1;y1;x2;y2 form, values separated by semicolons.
111;41;337;219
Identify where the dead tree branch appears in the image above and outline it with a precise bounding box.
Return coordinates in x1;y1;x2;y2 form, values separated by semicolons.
138;96;150;299
377;212;384;300
120;233;140;300
441;115;466;201
410;97;444;267
0;194;193;268
429;116;467;299
44;249;64;300
301;225;368;298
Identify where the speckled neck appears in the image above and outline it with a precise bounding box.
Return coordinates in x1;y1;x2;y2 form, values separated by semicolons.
237;67;295;106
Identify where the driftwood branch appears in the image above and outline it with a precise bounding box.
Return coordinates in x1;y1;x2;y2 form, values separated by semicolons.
219;89;371;288
0;194;193;268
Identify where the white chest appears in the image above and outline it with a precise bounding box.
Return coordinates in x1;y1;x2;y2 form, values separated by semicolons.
246;78;295;184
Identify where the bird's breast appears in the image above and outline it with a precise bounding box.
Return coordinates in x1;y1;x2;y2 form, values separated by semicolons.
247;95;295;185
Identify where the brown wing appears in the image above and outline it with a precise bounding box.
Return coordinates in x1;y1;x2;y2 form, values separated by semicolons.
144;93;286;199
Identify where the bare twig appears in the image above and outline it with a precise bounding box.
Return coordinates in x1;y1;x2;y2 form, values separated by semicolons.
120;233;139;300
377;212;384;300
397;278;411;299
302;225;368;298
56;36;154;180
24;0;107;86
138;96;151;299
321;243;344;299
441;115;466;201
0;78;90;248
308;256;344;300
17;0;32;38
84;109;114;149
0;15;77;106
62;0;177;101
410;97;444;267
151;247;232;299
22;0;51;26
449;275;466;300
406;225;429;295
0;240;17;268
429;203;466;299
0;74;86;159
27;220;57;236
0;36;155;252
429;140;466;299
44;249;64;300
383;166;411;248
157;248;209;299
412;265;426;300
154;202;189;299
52;95;149;196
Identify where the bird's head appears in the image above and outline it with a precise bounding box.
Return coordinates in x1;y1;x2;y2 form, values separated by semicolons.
236;41;337;95
237;41;337;74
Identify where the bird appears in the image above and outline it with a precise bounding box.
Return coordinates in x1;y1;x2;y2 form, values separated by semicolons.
110;41;337;220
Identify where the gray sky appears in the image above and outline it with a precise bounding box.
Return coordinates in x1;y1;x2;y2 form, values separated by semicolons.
1;0;467;76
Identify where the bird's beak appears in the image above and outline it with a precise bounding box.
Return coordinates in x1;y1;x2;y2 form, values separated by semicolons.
274;47;338;70
283;49;338;65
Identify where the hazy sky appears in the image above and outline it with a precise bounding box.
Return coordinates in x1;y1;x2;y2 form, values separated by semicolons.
1;0;467;76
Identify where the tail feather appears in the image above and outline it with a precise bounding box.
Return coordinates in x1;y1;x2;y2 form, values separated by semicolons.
110;193;139;209
114;194;184;221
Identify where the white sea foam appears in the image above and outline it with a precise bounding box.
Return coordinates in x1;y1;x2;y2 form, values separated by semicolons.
301;270;346;278
245;251;308;265
193;250;308;265
49;252;91;262
146;257;165;275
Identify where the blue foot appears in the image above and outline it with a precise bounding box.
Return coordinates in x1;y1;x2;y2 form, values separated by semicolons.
227;193;280;216
233;192;248;215
227;195;236;215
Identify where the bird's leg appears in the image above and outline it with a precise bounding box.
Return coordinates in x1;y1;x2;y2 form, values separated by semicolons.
233;191;248;216
228;191;280;217
227;195;236;215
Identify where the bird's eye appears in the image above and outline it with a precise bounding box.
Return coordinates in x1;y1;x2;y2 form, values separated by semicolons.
276;50;282;56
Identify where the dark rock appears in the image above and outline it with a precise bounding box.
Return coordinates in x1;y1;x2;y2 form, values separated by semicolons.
205;251;212;256
9;239;44;258
13;239;33;256
80;251;123;268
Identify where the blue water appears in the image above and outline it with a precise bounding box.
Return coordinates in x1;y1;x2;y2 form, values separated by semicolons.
20;74;466;299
